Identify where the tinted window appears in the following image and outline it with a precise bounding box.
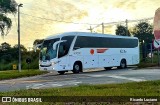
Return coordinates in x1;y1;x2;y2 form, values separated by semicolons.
74;36;138;49
58;36;74;58
40;38;60;61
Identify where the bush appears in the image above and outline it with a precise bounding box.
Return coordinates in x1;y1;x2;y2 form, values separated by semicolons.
137;62;158;68
0;51;39;70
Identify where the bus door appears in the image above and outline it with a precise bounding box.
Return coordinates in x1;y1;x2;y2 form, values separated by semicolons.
58;43;68;70
57;36;75;70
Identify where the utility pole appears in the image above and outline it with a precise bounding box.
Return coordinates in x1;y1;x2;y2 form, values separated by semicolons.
88;26;93;33
18;4;23;72
102;23;104;34
158;48;160;66
125;19;128;36
150;43;153;63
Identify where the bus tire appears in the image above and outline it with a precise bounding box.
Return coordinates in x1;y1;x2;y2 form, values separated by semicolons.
118;59;127;69
72;62;82;73
58;71;65;75
104;67;112;70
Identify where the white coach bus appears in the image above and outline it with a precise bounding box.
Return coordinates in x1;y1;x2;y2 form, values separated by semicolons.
37;32;139;74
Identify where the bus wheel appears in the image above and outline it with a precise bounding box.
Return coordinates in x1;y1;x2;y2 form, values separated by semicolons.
58;71;65;75
118;59;126;69
104;67;112;70
72;62;81;73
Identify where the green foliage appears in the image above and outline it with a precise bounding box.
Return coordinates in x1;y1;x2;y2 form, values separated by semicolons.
137;62;158;68
115;25;130;36
0;0;17;36
33;39;44;45
0;14;12;36
0;70;48;80
0;80;160;96
0;0;17;14
0;42;40;70
131;21;154;44
0;42;11;51
13;44;27;52
21;51;40;69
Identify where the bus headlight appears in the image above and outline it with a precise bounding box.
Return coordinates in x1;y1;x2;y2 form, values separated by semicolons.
52;62;56;65
52;62;57;65
52;60;60;65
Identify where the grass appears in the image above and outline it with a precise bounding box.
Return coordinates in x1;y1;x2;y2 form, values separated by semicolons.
0;78;159;105
137;62;158;68
137;53;160;68
0;80;160;105
0;80;160;96
0;70;48;80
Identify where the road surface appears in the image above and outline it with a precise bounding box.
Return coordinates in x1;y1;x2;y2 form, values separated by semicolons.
0;67;160;92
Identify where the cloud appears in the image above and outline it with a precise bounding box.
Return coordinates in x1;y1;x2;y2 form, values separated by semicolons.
0;0;88;47
114;0;136;10
1;0;160;48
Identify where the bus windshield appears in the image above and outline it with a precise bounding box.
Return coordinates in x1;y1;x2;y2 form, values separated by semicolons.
40;38;60;61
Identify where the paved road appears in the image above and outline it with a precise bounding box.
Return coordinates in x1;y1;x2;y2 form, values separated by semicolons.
0;67;160;92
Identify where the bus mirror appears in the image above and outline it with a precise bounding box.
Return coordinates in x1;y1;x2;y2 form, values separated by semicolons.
33;44;42;52
53;40;67;50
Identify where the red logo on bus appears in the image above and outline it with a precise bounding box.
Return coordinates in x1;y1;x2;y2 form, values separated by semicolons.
97;48;108;53
90;49;94;55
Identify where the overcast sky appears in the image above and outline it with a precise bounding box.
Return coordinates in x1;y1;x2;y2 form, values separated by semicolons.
0;0;160;48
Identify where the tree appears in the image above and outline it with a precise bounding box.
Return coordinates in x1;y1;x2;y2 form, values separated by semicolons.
115;25;130;36
0;14;12;36
13;44;27;52
1;42;11;51
33;39;44;45
131;21;154;44
0;0;17;37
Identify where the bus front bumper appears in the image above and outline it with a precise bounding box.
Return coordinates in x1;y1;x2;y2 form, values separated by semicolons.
39;65;59;71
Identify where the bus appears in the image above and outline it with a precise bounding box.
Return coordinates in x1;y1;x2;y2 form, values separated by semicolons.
37;32;139;74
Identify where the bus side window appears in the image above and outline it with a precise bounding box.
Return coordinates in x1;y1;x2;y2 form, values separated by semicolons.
58;36;74;58
58;43;67;58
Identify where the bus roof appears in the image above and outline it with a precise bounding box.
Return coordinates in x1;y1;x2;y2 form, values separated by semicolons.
45;32;138;40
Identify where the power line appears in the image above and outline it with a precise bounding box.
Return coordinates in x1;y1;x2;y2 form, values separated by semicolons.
21;12;99;25
20;12;154;34
127;17;153;23
21;11;154;28
88;17;154;33
103;17;153;25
